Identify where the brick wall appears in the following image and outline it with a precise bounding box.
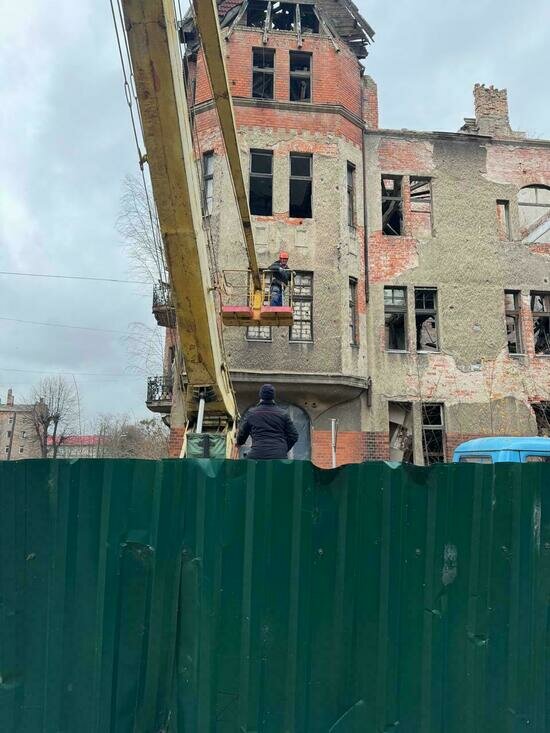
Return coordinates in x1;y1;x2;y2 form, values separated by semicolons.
312;429;389;467
195;28;363;120
362;75;378;129
169;427;185;457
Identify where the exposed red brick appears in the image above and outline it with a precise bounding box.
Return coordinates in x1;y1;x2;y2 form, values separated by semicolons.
362;75;378;129
368;230;418;282
169;427;185;457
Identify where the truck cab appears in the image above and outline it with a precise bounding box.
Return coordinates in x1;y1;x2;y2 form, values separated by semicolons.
453;436;550;464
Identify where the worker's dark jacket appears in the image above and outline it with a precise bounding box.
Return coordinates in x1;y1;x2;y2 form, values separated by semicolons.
236;402;299;460
268;261;290;291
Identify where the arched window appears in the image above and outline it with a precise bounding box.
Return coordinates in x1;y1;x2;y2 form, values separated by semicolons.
518;185;550;243
238;402;311;460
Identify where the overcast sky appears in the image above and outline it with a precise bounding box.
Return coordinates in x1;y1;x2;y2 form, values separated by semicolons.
1;0;549;429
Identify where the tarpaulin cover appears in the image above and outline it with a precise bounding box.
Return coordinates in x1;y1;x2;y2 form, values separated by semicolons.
0;458;548;732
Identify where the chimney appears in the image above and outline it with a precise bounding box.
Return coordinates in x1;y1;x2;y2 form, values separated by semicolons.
7;388;14;407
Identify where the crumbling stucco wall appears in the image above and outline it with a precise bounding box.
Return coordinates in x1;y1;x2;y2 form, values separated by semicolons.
364;129;550;458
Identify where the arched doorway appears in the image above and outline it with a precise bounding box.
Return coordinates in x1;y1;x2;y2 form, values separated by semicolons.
238;402;311;460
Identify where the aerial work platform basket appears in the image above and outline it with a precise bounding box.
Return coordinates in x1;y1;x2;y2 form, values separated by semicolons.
221;270;294;327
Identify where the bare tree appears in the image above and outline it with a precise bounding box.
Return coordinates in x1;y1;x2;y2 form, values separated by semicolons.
124;321;166;376
30;377;78;458
96;414;169;459
116;174;166;283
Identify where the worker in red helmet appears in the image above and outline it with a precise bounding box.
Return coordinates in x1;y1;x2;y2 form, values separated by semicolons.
268;251;291;306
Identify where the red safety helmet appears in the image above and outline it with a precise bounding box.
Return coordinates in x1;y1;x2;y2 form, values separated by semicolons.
279;251;289;261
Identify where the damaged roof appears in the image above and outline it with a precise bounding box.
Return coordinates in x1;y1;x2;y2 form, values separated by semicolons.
182;0;375;59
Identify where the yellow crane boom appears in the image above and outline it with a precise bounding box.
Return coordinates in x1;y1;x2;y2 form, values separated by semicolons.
121;0;240;426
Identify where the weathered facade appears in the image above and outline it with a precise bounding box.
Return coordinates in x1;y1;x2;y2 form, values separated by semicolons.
149;1;550;465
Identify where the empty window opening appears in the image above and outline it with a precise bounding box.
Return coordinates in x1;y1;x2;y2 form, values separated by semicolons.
299;4;319;33
349;277;358;345
518;185;550;243
347;162;356;227
19;447;24;454
384;287;407;351
271;2;295;31
289;152;312;218
496;199;511;241
202;151;214;216
22;430;26;438
247;1;269;28
388;402;414;463
289;51;311;102
7;431;11;438
421;403;446;464
249;149;273;215
415;288;439;352
381;175;403;235
410;177;432;235
290;272;313;341
532;402;550;437
531;292;550;355
505;290;522;354
252;47;275;99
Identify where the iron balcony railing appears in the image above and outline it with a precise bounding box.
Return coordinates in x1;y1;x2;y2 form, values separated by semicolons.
152;282;176;327
146;375;173;404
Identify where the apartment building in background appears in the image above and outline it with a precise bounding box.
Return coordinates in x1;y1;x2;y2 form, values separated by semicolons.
147;0;550;465
0;389;41;460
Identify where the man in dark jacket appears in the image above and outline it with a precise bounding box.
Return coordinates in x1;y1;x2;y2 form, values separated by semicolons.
268;251;291;306
236;384;299;460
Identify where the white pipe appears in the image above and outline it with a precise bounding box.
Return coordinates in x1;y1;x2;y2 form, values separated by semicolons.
196;397;206;434
331;418;338;468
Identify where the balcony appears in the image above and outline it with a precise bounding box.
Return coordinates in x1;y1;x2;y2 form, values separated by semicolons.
152;282;176;328
146;375;173;413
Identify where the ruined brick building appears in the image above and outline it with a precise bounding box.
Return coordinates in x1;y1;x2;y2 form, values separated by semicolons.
147;0;550;465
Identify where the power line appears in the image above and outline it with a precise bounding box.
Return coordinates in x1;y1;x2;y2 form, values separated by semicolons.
0;366;143;379
0;270;151;285
0;316;131;336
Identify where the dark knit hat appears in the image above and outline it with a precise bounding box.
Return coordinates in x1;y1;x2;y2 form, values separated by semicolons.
259;384;276;402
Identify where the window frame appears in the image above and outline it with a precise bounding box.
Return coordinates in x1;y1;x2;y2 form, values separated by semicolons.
496;199;512;241
289;50;312;103
381;174;404;236
410;176;433;234
251;47;275;100
530;291;550;356
202;151;214;217
249;149;274;216
504;290;523;355
289;152;313;219
421;402;446;464
384;286;408;352
347;162;356;228
518;185;550;232
289;271;313;342
349;277;359;346
414;287;439;353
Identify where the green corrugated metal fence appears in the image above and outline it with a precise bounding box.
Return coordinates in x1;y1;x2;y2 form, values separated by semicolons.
0;459;548;732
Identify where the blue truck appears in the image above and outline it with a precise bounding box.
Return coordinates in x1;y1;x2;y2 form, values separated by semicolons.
453;436;550;463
